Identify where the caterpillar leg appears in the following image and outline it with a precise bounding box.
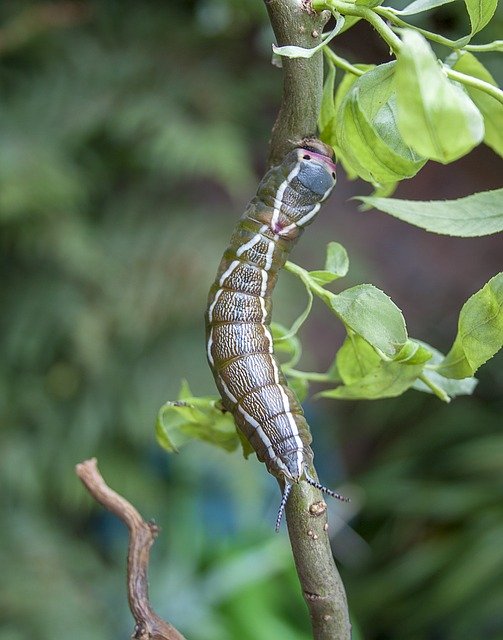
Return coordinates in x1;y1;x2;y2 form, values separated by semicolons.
304;475;350;503
275;482;293;532
275;476;349;532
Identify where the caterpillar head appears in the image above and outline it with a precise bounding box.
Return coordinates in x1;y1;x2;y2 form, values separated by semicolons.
295;138;337;201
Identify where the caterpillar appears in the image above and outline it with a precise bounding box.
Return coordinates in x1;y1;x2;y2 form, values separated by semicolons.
205;139;347;529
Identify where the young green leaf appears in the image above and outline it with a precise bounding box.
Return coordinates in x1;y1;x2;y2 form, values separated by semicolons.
336;334;381;385
394;0;457;15
412;369;478;402
319;58;336;134
308;270;342;285
325;241;349;277
393;339;432;364
335;62;426;183
355;0;381;6
338;15;361;34
334;66;373;116
329;284;408;358
453;52;503;157
355;188;503;237
395;30;484;163
156;395;238;453
178;378;194;401
309;241;349;284
409;340;478;400
319;361;425;400
414;368;478;400
320;63;373;179
437;273;503;378
464;0;498;35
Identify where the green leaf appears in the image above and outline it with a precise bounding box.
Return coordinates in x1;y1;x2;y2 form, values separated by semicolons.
334;66;373;116
394;0;457;14
319;58;336;134
414;369;478;400
178;378;194;401
464;0;498;35
395;30;484;163
355;188;503;237
335;62;427;184
394;339;432;364
410;341;478;400
453;52;503;157
308;270;341;285
329;284;408;358
437;273;503;378
321;64;373;179
335;334;381;385
319;361;425;400
156;393;238;453
309;242;349;284
338;15;361;34
325;241;349;277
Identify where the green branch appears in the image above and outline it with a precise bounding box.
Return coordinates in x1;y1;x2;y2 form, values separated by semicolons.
444;67;503;104
324;47;365;76
312;0;402;52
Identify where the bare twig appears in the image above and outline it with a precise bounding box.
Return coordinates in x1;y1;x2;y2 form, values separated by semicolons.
75;458;186;640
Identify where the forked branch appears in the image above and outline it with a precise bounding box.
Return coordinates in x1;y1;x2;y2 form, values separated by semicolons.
75;458;186;640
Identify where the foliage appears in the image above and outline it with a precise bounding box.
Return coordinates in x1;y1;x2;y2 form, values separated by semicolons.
1;2;502;640
307;0;503;210
159;249;500;450
356;188;503;236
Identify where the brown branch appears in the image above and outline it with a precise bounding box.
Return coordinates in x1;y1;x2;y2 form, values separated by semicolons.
263;1;352;638
285;479;351;640
75;458;186;640
265;0;330;165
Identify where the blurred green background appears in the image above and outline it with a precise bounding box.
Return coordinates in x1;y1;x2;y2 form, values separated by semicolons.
1;2;502;639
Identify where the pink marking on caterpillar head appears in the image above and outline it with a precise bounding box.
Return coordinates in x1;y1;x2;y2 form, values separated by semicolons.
298;149;337;175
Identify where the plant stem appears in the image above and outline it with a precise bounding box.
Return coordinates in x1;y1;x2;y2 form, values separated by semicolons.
418;373;449;402
324;47;364;76
374;6;469;49
313;0;402;52
444;67;503;104
465;40;503;52
284;367;334;382
264;3;351;639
